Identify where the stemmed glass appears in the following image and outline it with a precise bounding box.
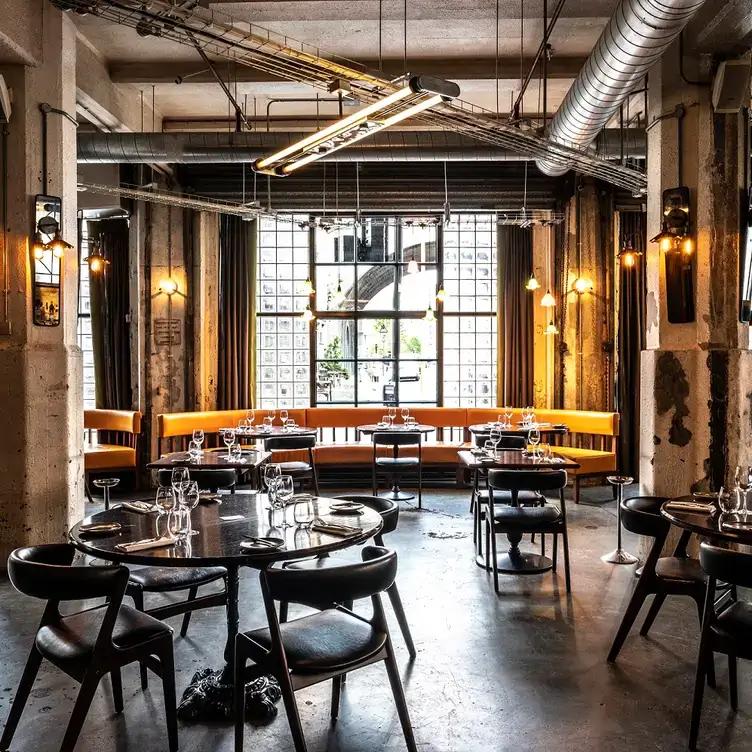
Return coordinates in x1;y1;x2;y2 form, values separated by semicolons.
246;409;255;428
528;408;537;427
483;439;496;458
263;416;273;432
192;429;204;453
388;406;397;423
267;408;276;424
489;427;502;457
280;409;289;430
155;487;175;520
401;407;410;424
504;406;513;429
734;465;752;516
182;481;200;536
171;467;190;507
276;475;295;527
263;463;282;505
223;428;236;459
529;427;541;458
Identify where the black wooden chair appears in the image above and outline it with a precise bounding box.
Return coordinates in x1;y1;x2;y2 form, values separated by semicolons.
264;434;319;495
233;546;417;752
372;431;422;507
607;496;711;664
279;494;416;659
1;544;177;752
485;469;571;593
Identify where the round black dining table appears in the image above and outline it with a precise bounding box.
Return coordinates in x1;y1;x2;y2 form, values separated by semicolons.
69;494;382;722
225;425;318;441
661;495;752;544
467;422;569;437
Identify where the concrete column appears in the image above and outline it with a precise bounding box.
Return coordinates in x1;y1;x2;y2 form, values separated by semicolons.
192;211;219;412
0;6;83;562
639;48;752;498
532;224;554;408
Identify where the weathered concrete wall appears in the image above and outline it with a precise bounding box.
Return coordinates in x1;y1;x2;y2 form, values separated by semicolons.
193;212;219;412
0;6;83;563
532;224;554;408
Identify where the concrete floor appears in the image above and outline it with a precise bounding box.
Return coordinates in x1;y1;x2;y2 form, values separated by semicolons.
1;485;750;752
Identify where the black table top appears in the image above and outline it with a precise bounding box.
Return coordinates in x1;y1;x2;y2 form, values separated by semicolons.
457;449;580;470
224;426;317;440
661;495;752;544
357;423;435;434
147;449;271;470
467;423;569;435
70;494;383;567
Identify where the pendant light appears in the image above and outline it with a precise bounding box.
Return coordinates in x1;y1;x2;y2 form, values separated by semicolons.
436;287;447;303
407;258;419;275
302;277;315;295
525;274;540;291
302;304;315;322
544;319;559;335
540;221;555;307
423;305;436;322
541;290;556;307
333;278;345;305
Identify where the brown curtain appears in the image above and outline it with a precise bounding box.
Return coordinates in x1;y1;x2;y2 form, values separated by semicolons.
617;212;647;478
89;218;132;410
218;215;256;409
497;225;534;406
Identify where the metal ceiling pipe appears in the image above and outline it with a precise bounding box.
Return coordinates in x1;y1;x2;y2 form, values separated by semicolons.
77;129;645;164
535;0;706;176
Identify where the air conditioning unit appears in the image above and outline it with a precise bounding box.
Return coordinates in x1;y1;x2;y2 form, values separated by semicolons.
712;60;751;114
0;75;11;123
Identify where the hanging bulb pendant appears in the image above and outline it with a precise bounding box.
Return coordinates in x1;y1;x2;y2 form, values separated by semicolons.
541;289;556;307
525;274;540;291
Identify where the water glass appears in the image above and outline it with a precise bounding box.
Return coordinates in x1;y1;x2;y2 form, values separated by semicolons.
293;498;315;528
483;439;496;458
223;428;236;458
263;416;273;432
182;481;200;536
192;429;204;451
381;415;390;427
168;506;190;538
267;408;276;423
230;443;243;461
718;487;741;514
280;409;289;429
238;418;250;431
187;440;200;460
540;443;551;462
406;416;417;429
286;420;297;432
529;428;541;458
155;487;175;516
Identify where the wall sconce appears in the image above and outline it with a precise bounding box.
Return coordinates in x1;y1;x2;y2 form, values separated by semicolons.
301;304;315;322
158;278;179;296
83;245;110;274
618;236;642;268
540;290;556;307
32;232;46;260
302;277;315;295
525;274;541;291
423;305;436;322
544;320;559;335
48;230;73;258
572;277;592;295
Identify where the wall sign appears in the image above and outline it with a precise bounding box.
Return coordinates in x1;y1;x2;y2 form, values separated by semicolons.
154;318;181;346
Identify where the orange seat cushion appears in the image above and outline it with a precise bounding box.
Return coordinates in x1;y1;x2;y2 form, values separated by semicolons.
556;447;617;475
85;445;137;471
314;444;390;465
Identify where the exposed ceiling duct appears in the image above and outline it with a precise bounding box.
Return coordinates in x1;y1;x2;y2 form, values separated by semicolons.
536;0;707;176
53;0;648;194
77;129;646;164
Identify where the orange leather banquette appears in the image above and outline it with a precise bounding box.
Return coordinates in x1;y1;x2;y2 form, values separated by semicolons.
84;410;141;473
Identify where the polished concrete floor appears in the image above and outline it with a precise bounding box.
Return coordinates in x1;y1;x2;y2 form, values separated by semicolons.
1;484;750;752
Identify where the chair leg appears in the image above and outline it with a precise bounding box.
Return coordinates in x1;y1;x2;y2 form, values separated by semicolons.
130;589;149;690
278;671;308;752
540;534;546;557
552;534;558;572
561;525;571;594
573;477;580;504
279;601;289;624
59;672;101;752
490;525;500;594
418;464;422;509
607;583;650;662
729;654;738;711
639;592;666;637
484;520;491;571
330;676;343;723
160;643;179;752
693;597;716;688
689;645;712;750
0;644;43;750
383;643;418;752
387;583;417;660
110;667;124;713
180;585;199;637
234;642;247;752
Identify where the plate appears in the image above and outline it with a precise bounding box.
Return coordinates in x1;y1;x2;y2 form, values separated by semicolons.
329;502;365;515
240;537;285;551
79;522;122;536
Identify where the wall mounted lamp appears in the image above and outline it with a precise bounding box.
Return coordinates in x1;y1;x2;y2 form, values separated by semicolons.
525;274;541;291
83;243;110;274
436;287;447;303
572;277;593;295
158;278;179;296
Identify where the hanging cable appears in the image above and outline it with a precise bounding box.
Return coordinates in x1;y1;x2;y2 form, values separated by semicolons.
404;0;408;76
378;0;383;70
495;0;500;120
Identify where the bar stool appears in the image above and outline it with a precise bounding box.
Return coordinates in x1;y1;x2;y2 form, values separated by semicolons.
602;475;638;565
93;477;119;511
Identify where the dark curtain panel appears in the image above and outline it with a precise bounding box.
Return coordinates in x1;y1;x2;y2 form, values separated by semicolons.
218;215;256;410
89;218;132;410
497;225;534;406
617;212;647;478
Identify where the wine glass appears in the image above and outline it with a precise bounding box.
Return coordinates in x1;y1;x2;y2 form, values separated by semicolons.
483;439;496;458
171;467;190;504
276;475;295;526
529;408;537;427
192;429;204;452
504;406;513;428
735;465;752;516
155;487;175;517
529;427;541;458
223;428;236;459
263;463;282;505
718;486;741;514
280;409;289;430
188;439;201;460
401;407;410;423
381;415;390;427
267;408;276;424
182;481;200;536
489;427;502;455
246;408;255;427
388;406;397;422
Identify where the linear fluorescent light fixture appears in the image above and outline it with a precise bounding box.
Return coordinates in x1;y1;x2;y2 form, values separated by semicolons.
253;75;460;176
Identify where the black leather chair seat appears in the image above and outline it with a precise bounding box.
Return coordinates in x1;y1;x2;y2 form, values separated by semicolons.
477;489;542;505
492;505;562;528
244;610;387;674
157;468;236;490
279;461;313;473
128;565;226;592
625;497;665;515
712;601;752;643
375;457;419;467
654;557;706;583
36;604;172;665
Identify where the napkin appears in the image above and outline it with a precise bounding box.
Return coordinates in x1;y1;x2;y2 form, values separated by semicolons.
115;536;177;553
311;520;361;538
121;501;158;514
665;501;714;513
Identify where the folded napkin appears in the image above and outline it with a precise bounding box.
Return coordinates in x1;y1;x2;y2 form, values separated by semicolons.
311;520;361;538
665;501;714;513
121;501;158;514
115;536;177;553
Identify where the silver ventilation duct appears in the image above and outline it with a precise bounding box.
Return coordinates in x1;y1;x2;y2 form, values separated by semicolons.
536;0;706;176
77;129;646;164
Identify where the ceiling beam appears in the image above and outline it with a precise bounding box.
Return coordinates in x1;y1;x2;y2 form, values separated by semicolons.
109;56;586;84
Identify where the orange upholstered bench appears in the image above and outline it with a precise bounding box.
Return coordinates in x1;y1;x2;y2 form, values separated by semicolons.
84;409;142;495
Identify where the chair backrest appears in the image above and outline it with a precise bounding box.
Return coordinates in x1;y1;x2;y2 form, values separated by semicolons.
473;433;526;450
333;494;399;536
84;409;142;434
8;543;129;602
488;469;568;492
262;546;397;605
372;431;422;447
157;467;236;490
620;497;670;537
700;543;752;589
264;435;316;451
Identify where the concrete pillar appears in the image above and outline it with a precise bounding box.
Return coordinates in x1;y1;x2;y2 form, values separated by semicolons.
639;47;752;498
0;6;83;562
532;224;554;408
192;211;219;412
